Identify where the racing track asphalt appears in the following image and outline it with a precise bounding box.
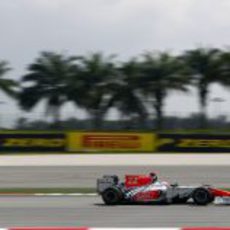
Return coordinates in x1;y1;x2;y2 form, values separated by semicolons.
0;196;229;227
0;166;229;188
0;166;229;227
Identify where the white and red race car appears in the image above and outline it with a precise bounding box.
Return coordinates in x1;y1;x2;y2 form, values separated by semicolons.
97;173;230;205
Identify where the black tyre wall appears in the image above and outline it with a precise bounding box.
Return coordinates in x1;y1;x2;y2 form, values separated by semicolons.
192;187;213;205
102;187;123;205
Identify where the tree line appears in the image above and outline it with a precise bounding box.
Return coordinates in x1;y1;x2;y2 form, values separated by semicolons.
0;47;230;130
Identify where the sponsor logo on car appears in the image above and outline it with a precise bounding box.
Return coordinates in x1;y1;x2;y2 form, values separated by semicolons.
134;190;160;201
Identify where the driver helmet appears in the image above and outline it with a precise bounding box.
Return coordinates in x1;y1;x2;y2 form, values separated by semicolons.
149;172;158;183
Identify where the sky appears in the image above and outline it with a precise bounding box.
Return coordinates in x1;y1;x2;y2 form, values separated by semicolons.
0;0;230;126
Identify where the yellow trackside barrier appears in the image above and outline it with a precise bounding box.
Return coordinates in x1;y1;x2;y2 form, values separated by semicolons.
0;132;66;152
67;132;156;152
156;133;230;152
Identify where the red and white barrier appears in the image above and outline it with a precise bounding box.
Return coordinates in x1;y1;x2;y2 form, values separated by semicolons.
0;228;230;230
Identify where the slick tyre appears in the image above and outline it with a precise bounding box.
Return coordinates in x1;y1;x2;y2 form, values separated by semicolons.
192;187;213;205
102;187;123;205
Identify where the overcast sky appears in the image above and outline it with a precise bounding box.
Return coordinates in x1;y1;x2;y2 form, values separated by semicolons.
0;0;230;126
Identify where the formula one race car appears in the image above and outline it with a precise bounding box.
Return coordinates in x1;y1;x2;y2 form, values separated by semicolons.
97;173;230;205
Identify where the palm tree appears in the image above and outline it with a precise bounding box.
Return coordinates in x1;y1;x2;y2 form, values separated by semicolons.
107;59;148;128
19;52;79;125
73;53;118;129
140;52;189;130
0;61;17;98
182;48;222;127
219;50;230;86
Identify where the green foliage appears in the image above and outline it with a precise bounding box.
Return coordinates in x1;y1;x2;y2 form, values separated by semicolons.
71;53;118;128
108;59;147;123
139;52;190;129
19;52;79;124
181;48;223;128
219;50;230;86
1;47;230;130
0;61;18;98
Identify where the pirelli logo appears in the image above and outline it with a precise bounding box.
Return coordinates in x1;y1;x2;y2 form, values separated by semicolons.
82;135;142;149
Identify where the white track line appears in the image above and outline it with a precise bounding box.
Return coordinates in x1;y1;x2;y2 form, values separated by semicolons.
34;193;98;196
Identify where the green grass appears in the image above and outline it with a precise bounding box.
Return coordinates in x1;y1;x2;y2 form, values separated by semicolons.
0;187;96;194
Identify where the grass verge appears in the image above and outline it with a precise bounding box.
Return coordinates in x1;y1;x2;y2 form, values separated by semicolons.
0;187;96;194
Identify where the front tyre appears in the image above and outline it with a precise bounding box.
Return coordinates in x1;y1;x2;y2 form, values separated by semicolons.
101;187;123;205
192;187;213;205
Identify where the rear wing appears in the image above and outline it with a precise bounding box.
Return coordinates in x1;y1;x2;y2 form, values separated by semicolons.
97;175;119;194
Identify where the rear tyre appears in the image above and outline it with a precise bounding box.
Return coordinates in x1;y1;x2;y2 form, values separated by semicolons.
192;187;213;205
102;187;123;205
